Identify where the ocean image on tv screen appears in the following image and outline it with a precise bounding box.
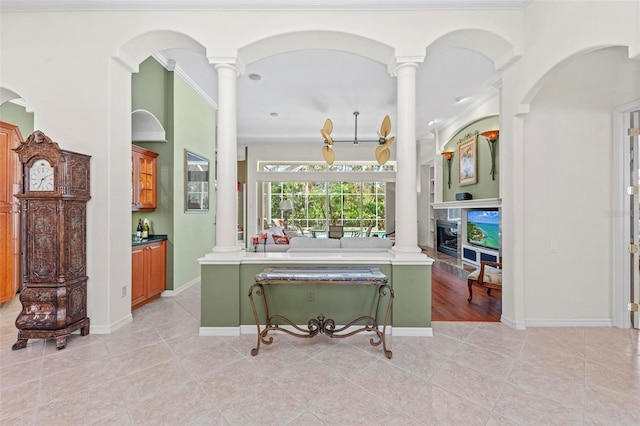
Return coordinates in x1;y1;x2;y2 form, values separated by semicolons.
467;210;500;250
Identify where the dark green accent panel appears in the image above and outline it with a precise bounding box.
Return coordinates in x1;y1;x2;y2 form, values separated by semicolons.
202;262;433;329
201;264;240;327
226;263;395;326
390;264;431;328
240;264;392;326
442;115;500;201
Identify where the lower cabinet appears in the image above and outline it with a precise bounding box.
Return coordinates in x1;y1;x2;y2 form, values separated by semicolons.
131;240;166;310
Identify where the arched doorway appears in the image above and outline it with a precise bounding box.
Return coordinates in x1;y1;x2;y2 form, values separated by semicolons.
0;91;34;304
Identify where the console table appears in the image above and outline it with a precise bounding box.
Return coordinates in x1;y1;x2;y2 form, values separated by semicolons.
249;267;394;358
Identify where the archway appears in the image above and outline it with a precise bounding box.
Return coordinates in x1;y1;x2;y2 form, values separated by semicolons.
0;88;33;304
515;45;639;328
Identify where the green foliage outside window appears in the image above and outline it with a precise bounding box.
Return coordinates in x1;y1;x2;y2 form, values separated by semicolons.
268;180;386;234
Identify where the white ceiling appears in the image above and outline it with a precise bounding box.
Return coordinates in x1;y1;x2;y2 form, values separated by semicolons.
161;46;499;146
3;0;523;146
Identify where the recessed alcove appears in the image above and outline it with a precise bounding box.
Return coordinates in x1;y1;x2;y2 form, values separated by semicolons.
131;109;167;142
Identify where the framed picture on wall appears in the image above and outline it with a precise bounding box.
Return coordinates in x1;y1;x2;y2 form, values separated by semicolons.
458;134;477;186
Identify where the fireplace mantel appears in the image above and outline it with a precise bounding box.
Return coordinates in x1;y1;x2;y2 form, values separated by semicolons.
432;198;501;210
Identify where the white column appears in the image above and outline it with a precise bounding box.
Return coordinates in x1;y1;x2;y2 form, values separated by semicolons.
392;61;422;254
213;63;241;252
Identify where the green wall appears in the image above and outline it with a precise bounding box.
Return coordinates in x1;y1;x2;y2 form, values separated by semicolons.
131;56;216;291
0;102;34;138
442;115;500;201
172;74;216;290
201;262;430;331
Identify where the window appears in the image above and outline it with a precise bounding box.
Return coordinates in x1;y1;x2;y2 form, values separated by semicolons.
185;150;209;212
262;180;386;237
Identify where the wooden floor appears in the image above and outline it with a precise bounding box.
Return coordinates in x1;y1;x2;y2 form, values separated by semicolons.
431;262;502;322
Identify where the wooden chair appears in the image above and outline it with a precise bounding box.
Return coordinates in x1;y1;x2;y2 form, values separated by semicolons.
467;259;502;302
328;225;344;239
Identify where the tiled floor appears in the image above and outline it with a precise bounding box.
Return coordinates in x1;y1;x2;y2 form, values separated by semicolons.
1;283;639;425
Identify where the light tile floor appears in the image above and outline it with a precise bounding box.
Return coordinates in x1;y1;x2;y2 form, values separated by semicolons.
1;283;639;425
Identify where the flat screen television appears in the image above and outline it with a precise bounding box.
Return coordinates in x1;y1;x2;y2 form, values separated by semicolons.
466;209;500;250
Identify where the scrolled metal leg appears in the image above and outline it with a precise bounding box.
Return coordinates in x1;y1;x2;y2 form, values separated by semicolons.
378;284;394;359
249;283;266;356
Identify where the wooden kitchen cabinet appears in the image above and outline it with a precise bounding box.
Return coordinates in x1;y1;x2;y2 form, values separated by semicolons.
131;144;158;211
131;239;166;310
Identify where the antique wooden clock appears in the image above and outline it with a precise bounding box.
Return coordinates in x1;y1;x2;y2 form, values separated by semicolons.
12;130;91;350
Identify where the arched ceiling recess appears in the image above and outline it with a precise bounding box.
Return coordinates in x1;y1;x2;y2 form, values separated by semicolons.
115;28;508;148
0;87;24;105
117;30;207;73
425;28;521;72
519;44;634;109
132;109;167;142
235;31;398;146
419;29;516;142
238;30;395;69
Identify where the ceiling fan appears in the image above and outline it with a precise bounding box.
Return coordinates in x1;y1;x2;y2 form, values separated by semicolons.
321;111;395;165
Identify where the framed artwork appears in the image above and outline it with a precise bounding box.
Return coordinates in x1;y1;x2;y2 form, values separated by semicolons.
458;134;477;186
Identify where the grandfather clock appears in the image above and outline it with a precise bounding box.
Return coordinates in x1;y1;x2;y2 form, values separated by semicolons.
12;130;91;350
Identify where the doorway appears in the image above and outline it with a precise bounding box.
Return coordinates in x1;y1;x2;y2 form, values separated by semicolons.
0;121;22;304
614;100;640;330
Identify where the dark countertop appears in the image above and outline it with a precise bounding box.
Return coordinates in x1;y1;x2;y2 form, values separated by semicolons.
132;234;168;246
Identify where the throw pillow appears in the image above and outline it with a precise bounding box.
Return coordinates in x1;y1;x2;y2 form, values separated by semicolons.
272;235;289;245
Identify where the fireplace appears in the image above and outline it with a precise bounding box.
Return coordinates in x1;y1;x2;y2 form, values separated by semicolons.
436;220;459;258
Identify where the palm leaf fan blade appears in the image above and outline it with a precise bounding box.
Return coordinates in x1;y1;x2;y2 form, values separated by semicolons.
380;115;391;138
322;145;335;165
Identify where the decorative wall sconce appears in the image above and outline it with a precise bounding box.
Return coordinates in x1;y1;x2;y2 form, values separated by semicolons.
480;130;499;180
441;151;454;189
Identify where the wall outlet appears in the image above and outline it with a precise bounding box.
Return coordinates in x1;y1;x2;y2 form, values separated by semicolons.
121;285;127;298
307;290;315;302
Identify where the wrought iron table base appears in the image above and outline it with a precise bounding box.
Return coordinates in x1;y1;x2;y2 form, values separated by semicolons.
248;283;394;358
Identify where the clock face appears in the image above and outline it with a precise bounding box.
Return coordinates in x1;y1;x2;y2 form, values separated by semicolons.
29;159;54;191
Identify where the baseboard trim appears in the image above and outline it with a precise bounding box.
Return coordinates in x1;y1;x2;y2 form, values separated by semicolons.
391;327;433;337
199;327;240;336
162;277;200;297
525;318;613;327
501;314;526;330
91;313;133;334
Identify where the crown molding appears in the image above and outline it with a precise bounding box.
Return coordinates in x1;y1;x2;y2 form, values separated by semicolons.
0;0;531;12
152;52;218;109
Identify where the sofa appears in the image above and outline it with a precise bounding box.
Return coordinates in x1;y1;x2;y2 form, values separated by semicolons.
289;236;393;252
252;227;393;253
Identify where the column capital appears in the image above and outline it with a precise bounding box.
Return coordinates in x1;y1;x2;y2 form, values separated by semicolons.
388;56;423;76
209;58;245;77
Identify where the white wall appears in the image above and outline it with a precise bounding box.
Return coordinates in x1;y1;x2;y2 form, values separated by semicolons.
0;3;638;330
522;47;639;324
498;0;640;327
